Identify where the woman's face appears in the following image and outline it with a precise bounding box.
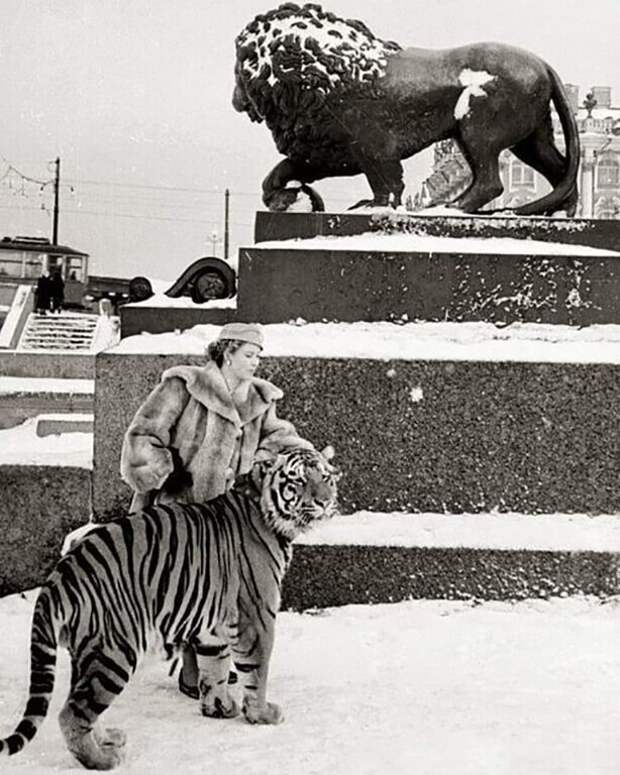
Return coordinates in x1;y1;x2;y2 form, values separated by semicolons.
226;342;261;381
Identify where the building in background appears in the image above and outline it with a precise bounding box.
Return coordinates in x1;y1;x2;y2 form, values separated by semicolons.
421;85;620;219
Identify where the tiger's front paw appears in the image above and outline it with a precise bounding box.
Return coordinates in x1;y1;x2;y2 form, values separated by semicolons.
98;727;127;749
201;695;240;719
242;700;284;725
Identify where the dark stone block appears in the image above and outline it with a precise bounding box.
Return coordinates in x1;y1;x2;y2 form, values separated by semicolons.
0;394;93;430
93;353;620;519
119;214;620;337
281;545;620;610
238;246;620;324
254;211;620;252
120;304;236;339
0;466;90;596
0;352;94;378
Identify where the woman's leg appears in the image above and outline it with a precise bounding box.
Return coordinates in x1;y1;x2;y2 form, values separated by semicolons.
179;643;237;698
179;644;199;698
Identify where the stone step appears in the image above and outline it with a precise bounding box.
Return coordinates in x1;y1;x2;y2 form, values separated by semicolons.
93;335;620;519
282;512;620;609
22;329;97;337
61;508;620;606
0;351;94;378
27;315;98;326
62;509;620;606
35;413;94;437
0;391;93;430
254;210;620;252
22;331;97;340
238;235;620;325
20;342;94;352
21;336;95;345
21;334;96;342
18;312;101;352
23;329;95;335
23;327;96;334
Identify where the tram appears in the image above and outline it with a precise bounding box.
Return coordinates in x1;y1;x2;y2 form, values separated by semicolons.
0;235;89;308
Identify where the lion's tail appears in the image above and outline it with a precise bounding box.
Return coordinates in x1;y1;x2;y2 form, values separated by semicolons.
0;587;58;759
513;65;580;217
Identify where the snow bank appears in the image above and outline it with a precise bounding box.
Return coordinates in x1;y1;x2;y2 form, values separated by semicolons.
0;590;618;774
108;320;620;365
0;417;92;468
35;502;620;555
128;294;237;310
297;511;620;552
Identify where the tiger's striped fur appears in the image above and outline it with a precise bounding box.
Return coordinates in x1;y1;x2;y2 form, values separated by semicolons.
0;447;339;770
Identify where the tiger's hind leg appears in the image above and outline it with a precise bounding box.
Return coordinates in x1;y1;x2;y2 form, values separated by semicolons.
59;651;130;770
196;638;240;719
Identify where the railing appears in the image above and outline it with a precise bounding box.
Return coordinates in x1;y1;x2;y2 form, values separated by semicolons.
0;283;33;349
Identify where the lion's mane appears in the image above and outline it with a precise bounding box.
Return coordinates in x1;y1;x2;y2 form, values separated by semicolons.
234;3;401;160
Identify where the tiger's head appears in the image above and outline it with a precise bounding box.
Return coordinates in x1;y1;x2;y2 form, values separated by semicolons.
258;446;340;540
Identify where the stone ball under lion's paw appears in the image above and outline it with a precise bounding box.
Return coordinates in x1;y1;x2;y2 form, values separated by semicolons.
268;187;314;213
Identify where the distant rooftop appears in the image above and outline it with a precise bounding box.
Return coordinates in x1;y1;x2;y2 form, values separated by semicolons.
0;236;89;257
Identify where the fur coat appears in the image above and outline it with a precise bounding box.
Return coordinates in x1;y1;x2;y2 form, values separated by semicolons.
120;361;312;512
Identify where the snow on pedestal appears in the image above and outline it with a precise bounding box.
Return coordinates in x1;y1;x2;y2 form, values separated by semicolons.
109;319;620;365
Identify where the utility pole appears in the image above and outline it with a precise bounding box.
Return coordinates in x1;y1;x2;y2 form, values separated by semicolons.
52;157;60;244
224;188;230;261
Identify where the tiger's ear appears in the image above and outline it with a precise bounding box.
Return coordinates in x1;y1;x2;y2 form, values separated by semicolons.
319;444;342;481
253;451;286;477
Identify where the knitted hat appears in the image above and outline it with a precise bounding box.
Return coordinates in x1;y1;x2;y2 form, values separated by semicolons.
217;322;264;349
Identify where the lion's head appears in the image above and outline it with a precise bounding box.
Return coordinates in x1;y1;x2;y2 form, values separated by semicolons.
233;3;400;126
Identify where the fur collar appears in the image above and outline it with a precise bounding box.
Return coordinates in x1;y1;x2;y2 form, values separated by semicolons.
161;361;283;427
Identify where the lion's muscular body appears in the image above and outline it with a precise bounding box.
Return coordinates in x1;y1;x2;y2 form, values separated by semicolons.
234;4;579;215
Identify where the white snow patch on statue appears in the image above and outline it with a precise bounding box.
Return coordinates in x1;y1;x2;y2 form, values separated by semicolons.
454;69;496;120
238;7;394;91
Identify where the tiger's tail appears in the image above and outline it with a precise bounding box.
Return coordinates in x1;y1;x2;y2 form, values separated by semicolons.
0;587;58;758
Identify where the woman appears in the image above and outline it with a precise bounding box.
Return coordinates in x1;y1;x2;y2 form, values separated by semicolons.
120;321;313;697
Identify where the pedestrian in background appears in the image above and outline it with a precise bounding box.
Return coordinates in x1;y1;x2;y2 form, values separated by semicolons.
49;269;65;313
34;272;51;314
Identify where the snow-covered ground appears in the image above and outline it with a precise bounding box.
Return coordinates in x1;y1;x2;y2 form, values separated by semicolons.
0;590;618;774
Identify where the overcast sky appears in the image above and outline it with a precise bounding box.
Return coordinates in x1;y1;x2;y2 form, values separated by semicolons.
1;0;618;280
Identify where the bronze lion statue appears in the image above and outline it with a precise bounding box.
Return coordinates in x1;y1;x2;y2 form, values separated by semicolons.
233;3;579;216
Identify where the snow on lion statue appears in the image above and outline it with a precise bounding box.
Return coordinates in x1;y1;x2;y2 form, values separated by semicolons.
232;3;579;216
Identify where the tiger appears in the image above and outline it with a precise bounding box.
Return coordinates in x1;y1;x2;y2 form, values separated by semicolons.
0;446;339;770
